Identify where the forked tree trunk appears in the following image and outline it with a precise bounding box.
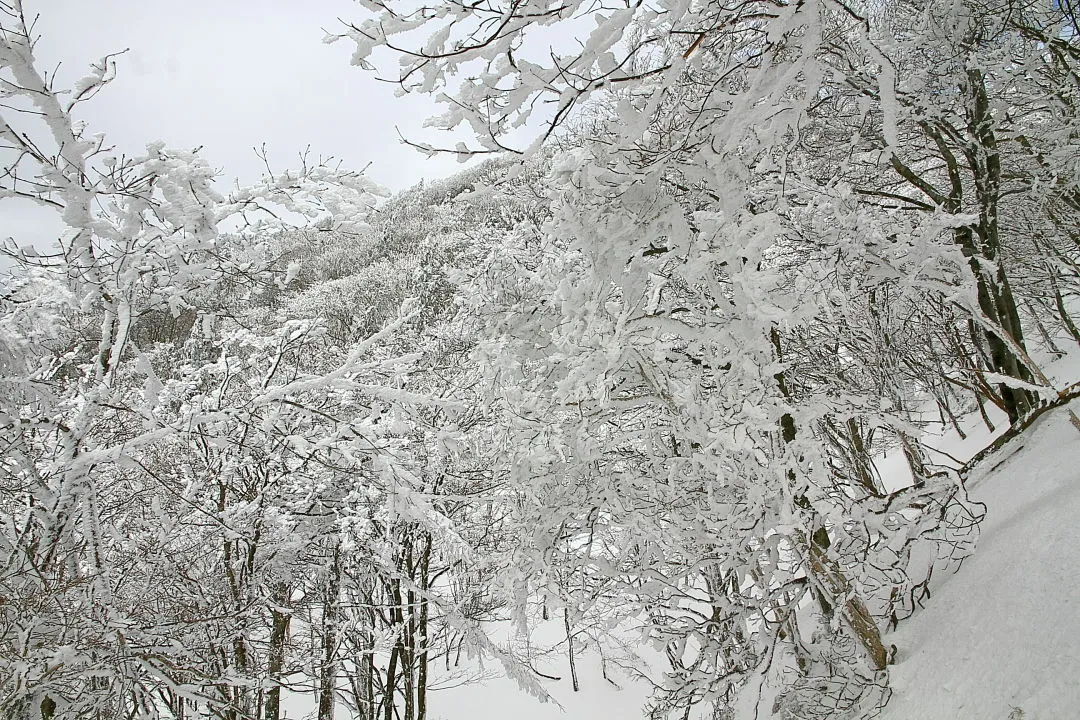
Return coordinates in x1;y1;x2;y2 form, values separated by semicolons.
804;530;890;670
887;64;1037;424
957;67;1035;422
772;327;890;670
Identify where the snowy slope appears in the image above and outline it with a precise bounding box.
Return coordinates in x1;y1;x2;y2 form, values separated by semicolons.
881;403;1080;720
426;403;1080;720
424;636;656;720
283;399;1080;720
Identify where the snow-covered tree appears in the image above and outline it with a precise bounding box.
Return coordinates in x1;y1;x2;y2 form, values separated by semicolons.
0;5;412;717
337;0;1078;715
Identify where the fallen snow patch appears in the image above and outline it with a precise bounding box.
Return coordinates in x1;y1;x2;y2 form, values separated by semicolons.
882;404;1080;720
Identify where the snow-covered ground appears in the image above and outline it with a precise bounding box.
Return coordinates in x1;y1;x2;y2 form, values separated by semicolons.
421;401;1080;720
280;614;657;720
880;402;1080;720
424;631;655;720
285;361;1080;719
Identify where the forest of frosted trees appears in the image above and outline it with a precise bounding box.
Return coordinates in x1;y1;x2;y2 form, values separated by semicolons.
1;0;1078;717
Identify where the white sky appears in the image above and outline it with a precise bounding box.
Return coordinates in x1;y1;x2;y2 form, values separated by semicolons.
36;0;465;188
3;0;475;264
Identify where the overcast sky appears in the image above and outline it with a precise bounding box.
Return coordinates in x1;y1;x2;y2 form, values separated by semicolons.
3;0;476;265
36;0;465;188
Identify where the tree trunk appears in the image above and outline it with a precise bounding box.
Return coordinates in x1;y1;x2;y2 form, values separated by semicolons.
890;67;1037;424
805;530;890;671
1049;268;1080;346
773;327;889;670
264;587;291;720
358;578;377;720
383;642;399;720
964;66;1036;423
564;607;580;692
403;536;415;720
318;544;342;720
40;696;56;720
416;533;431;720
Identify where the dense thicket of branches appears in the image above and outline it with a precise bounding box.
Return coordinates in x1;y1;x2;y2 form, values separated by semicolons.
2;0;1078;718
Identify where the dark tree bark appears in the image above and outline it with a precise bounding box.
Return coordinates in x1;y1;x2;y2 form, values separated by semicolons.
264;584;291;720
773;328;890;670
564;607;580;692
416;533;432;720
318;544;342;720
